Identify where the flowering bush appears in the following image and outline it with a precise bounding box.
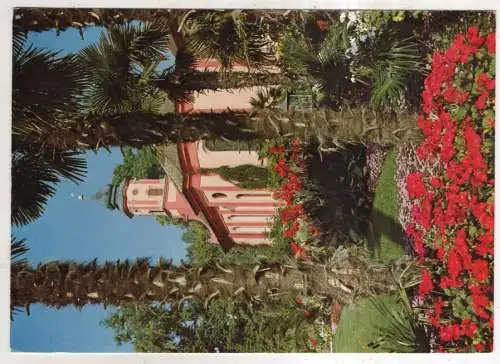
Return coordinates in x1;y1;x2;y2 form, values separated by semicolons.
262;139;320;259
405;26;494;352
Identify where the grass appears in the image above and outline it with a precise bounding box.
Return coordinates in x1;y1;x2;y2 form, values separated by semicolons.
332;294;400;352
368;149;405;261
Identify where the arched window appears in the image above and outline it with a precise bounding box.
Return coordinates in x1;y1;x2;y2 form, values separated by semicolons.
212;192;227;199
148;188;164;196
236;193;270;198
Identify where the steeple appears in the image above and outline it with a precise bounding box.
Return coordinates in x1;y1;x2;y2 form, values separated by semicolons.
90;180;127;212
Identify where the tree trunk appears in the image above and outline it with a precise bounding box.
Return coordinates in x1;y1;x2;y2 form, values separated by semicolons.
15;108;417;151
154;71;295;94
11;253;398;314
13;8;172;33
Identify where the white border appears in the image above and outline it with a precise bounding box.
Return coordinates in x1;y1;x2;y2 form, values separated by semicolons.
1;1;499;364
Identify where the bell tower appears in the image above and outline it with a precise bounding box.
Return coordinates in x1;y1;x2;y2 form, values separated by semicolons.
122;178;167;217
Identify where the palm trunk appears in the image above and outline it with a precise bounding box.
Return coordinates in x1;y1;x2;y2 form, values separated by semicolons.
154;72;295;93
13;8;172;33
11;253;397;314
15;108;417;151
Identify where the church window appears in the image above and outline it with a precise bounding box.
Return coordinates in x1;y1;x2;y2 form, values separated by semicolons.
148;188;164;196
236;193;270;198
212;192;227;199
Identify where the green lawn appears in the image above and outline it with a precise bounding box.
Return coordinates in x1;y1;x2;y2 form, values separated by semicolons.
368;149;405;261
333;294;399;352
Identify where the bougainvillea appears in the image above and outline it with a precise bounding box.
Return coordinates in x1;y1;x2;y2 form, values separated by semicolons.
406;26;494;352
263;139;319;259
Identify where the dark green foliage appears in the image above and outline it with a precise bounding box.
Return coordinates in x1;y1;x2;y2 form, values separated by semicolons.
112;146;164;186
11;149;86;227
279;21;352;109
103;297;311;352
12;29;87;227
11;236;30;319
367;293;428;353
185;221;290;268
333;294;400;352
103;303;196;352
201;165;270;189
199;297;310;352
186;11;276;72
301;144;373;249
368;149;405;261
78;21;170;116
155;215;189;228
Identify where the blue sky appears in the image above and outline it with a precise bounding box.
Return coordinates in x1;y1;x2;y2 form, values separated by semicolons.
10;26;186;353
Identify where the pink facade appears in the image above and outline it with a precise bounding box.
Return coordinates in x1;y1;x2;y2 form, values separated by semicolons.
122;141;280;247
124;58;282;247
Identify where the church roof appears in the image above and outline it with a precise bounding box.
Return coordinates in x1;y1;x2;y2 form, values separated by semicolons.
91;184;113;209
91;181;125;211
155;144;184;192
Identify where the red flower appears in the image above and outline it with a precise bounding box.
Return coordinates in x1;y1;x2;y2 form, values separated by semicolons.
460;319;478;338
290;242;304;256
310;225;321;237
474;91;489;110
439;325;453;342
476;73;495;92
290;242;311;260
406;172;427;199
430;177;443;188
418;269;433;296
474;342;485;352
466;26;484;47
447;249;462;279
408;25;494;352
471;259;490;282
303;309;312;317
316;19;328;31
485;32;496;55
475;232;494;257
268;145;285;155
471;294;491;319
295;296;303;305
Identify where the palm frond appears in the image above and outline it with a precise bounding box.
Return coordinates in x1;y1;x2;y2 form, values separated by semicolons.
186;11;275;72
11;235;30;269
250;88;284;110
10;235;30;320
11;147;87;227
12;45;85;125
78;21;170;115
360;35;424;112
12;25;27;56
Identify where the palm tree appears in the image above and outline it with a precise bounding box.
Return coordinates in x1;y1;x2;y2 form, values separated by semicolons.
18;106;418;152
12;8;173;34
11;242;413;316
182;10;277;72
154;46;292;98
11;236;30;319
280;16;425;113
78;22;171;116
12;29;87;227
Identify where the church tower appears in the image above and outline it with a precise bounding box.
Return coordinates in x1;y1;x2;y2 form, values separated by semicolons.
92;141;282;248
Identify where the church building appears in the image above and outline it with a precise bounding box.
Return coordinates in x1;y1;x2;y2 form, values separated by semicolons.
93;141;282;248
91;58;286;248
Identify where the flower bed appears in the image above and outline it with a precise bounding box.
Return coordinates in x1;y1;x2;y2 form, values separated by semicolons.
405;26;495;352
261;139;321;259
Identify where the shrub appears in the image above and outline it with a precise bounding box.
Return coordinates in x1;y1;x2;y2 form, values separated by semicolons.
263;139;322;260
406;26;494;352
201;164;270;189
